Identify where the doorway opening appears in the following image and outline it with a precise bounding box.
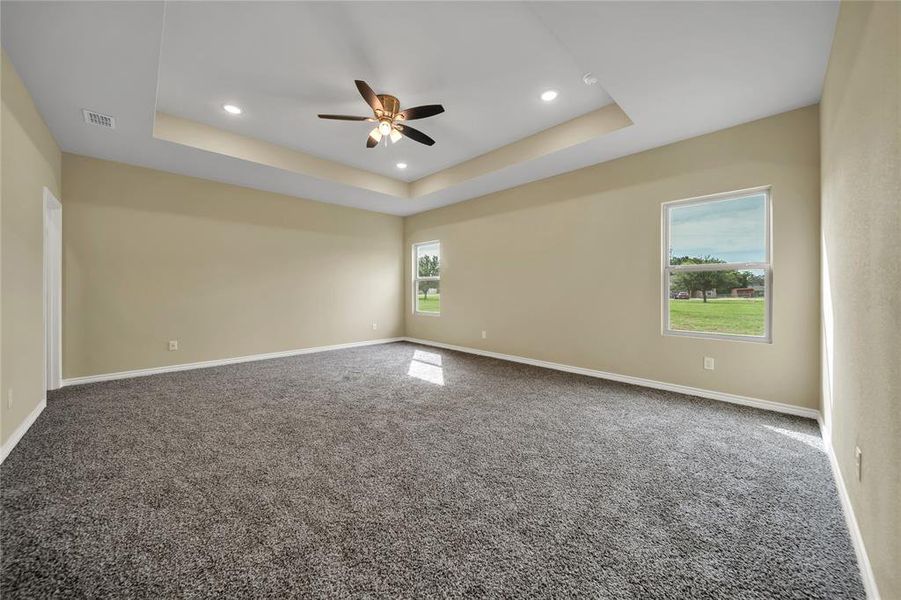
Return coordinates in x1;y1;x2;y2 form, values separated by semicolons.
44;188;62;391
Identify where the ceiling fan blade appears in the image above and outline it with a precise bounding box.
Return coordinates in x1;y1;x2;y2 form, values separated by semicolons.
355;80;383;114
318;114;373;121
398;104;445;121
397;124;435;146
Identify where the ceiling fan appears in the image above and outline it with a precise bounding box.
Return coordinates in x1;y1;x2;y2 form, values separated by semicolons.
318;80;444;148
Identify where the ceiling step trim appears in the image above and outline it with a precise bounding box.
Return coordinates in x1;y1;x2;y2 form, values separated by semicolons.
153;112;410;199
153;103;632;203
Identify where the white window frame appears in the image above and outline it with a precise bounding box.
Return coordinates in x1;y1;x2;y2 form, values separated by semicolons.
661;186;773;343
413;240;441;316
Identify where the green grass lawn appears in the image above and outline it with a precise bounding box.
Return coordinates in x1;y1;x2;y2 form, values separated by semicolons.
669;298;764;336
417;293;440;313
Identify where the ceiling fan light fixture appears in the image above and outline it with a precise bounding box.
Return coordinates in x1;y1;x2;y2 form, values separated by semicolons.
389;128;402;143
369;127;382;142
378;120;393;136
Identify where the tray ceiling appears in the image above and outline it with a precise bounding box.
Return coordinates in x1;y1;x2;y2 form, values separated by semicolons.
1;1;838;215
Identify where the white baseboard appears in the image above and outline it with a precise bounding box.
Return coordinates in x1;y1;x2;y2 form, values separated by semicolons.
0;397;47;464
818;421;881;599
62;337;404;387
402;337;821;420
62;335;818;419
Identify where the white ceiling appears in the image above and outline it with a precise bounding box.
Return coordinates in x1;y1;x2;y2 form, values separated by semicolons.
157;2;615;182
1;1;838;216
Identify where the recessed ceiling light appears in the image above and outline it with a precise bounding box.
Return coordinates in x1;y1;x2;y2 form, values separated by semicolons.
396;162;408;170
223;104;243;115
540;90;558;102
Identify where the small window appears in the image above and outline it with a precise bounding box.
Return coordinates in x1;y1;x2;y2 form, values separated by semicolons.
663;188;771;342
413;241;440;315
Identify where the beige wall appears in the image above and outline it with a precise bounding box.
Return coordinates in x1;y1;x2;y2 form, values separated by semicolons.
406;106;821;410
62;154;404;378
820;2;900;597
1;52;62;446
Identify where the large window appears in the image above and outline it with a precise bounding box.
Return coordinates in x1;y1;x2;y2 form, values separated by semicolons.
663;188;771;342
413;241;440;315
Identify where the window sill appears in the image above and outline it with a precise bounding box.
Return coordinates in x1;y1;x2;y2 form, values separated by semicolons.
663;329;771;344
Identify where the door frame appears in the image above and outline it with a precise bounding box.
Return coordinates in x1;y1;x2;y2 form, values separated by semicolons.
43;187;62;391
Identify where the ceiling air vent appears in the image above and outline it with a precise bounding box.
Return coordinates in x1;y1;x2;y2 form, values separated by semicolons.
82;109;116;129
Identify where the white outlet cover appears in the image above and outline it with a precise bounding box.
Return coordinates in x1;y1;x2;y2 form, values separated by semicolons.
703;357;715;370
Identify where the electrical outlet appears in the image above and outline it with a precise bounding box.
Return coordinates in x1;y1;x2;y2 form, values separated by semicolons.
168;340;178;351
6;389;12;410
855;446;862;481
703;357;715;370
372;322;378;330
481;330;487;339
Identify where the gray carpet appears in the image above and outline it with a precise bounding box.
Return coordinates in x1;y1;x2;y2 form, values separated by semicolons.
1;342;863;598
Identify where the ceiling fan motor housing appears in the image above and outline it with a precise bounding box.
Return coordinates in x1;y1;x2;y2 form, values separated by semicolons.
377;94;401;119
